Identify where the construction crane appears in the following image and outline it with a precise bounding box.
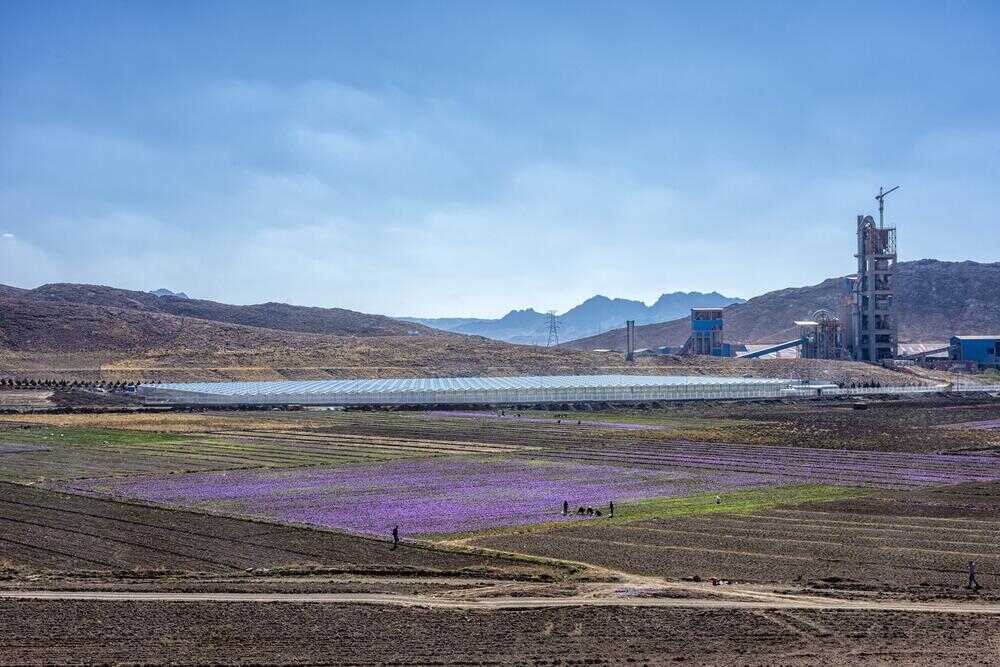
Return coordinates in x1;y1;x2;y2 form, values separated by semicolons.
875;185;900;228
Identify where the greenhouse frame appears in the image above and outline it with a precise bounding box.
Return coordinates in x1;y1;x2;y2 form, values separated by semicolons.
135;374;804;406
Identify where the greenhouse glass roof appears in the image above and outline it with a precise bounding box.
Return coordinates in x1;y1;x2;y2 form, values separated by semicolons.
135;374;798;406
143;374;789;397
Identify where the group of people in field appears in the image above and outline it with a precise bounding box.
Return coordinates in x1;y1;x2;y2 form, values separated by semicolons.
563;499;614;518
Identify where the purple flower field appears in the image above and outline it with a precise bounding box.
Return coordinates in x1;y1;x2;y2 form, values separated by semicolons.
69;457;776;536
63;438;1000;538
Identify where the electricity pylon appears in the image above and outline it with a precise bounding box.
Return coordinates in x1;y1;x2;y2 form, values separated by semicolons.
546;310;560;347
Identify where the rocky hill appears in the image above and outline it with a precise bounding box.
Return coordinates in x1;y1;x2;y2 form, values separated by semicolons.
0;283;628;382
562;260;1000;351
12;284;433;338
406;291;743;344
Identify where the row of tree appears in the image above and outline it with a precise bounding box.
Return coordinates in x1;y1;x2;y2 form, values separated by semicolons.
0;379;138;389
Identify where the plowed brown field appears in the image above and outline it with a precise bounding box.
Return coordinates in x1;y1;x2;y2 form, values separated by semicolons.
1;600;997;665
473;482;1000;590
0;483;557;578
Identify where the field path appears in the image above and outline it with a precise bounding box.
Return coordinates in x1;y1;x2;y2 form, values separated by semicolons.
3;587;998;615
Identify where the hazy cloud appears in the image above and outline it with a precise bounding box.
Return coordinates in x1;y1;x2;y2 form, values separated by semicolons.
2;5;998;316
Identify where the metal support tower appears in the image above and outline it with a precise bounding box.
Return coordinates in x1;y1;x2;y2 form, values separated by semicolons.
545;311;560;347
625;320;636;361
852;186;899;362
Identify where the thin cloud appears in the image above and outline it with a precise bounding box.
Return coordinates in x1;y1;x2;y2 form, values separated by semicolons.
1;6;998;316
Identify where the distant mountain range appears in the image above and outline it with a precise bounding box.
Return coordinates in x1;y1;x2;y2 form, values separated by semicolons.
561;260;1000;351
403;292;745;345
150;288;189;299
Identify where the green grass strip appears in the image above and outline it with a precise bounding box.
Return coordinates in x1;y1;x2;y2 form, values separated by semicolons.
432;484;866;542
1;427;182;447
603;484;865;524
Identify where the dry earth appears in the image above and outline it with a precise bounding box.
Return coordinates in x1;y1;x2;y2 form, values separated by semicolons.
2;599;997;665
1;400;999;664
471;482;1000;590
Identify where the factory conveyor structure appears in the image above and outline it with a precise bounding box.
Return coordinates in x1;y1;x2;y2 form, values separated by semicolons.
737;338;807;359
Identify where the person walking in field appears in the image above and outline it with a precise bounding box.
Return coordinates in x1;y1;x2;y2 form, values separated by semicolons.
715;494;722;505
609;500;614;518
391;525;399;550
968;560;980;590
563;500;569;515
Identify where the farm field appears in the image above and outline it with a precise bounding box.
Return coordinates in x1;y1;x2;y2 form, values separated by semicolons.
1;599;998;665
321;397;1000;453
0;423;530;483
2;398;1000;664
6;394;1000;454
63;456;789;536
472;481;1000;591
0;483;556;579
5;397;1000;489
57;440;1000;538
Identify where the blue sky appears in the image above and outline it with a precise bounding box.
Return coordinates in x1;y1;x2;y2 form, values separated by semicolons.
2;1;998;317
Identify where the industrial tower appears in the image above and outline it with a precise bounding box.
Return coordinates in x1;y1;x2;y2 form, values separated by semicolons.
851;186;898;362
625;320;636;361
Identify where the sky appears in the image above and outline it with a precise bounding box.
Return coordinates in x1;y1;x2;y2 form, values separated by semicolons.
1;1;998;318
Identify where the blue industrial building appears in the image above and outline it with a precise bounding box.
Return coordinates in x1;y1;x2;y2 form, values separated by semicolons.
684;308;727;356
949;336;1000;367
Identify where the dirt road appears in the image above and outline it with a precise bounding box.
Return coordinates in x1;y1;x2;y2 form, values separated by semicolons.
3;586;998;615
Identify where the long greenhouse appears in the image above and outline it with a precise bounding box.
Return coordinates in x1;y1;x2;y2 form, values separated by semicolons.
134;374;806;407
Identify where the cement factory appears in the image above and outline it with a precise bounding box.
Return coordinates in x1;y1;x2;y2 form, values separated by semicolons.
627;187;999;370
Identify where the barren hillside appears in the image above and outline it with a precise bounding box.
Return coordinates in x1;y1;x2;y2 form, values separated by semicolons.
0;286;626;382
15;284;434;337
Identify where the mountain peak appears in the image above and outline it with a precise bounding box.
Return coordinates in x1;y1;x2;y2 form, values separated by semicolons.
411;291;744;345
150;288;190;299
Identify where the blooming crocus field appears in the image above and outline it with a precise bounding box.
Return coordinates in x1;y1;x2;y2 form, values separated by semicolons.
66;434;1000;537
68;457;778;536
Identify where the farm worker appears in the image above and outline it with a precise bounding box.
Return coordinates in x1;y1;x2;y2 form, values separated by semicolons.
715;495;722;505
392;525;399;550
609;501;614;518
563;500;569;515
968;560;979;589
